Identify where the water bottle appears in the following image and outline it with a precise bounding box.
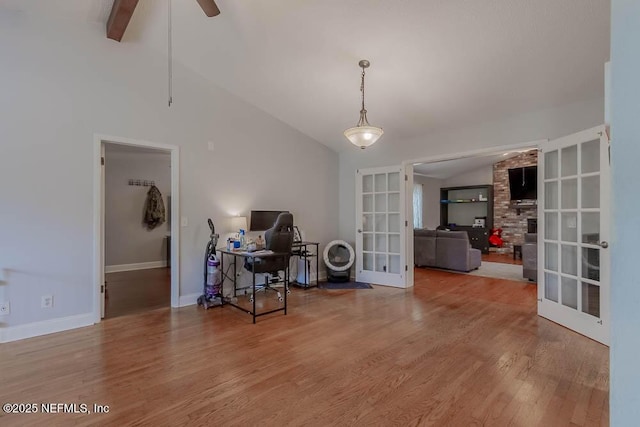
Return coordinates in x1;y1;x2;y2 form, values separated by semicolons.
239;229;246;248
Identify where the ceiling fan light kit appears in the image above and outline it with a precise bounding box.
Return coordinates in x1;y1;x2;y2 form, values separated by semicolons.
344;59;384;149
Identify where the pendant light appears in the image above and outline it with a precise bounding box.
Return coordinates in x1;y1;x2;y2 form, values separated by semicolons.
344;59;383;149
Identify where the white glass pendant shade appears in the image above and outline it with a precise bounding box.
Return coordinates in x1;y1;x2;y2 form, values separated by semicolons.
344;60;383;149
344;125;384;149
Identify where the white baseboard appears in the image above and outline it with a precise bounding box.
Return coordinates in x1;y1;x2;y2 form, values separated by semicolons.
0;313;95;343
178;293;201;307
106;261;168;273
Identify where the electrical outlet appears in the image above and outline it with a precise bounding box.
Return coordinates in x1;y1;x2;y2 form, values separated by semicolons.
0;301;10;315
41;295;53;309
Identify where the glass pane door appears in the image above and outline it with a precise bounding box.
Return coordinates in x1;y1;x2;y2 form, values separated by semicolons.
356;166;406;287
539;127;609;345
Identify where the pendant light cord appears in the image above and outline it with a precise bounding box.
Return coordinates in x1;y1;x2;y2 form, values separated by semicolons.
360;68;366;113
358;66;369;126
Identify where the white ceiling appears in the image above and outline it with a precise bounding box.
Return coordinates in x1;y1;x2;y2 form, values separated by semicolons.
0;0;114;23
5;0;610;152
413;150;530;180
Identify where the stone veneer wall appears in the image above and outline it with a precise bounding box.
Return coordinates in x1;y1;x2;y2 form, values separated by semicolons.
492;151;538;253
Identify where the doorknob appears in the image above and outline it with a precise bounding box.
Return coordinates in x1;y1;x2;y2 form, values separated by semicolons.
599;241;609;249
357;229;362;233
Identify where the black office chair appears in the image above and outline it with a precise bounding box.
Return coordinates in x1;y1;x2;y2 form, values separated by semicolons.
244;212;294;302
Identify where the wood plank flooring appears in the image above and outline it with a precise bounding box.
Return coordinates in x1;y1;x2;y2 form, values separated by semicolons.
483;252;523;265
105;268;171;319
0;268;608;426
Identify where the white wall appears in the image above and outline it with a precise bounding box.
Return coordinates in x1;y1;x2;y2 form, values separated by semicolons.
0;14;338;337
339;97;604;243
105;150;171;267
413;175;442;229
610;0;640;423
442;165;493;187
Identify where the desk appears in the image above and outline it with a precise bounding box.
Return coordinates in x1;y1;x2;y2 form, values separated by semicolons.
217;248;290;323
291;241;320;289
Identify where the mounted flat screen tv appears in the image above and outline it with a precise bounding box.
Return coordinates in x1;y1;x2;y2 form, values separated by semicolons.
508;166;537;200
249;210;289;231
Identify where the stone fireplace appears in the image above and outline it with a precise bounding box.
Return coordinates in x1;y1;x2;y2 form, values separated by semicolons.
492;150;538;253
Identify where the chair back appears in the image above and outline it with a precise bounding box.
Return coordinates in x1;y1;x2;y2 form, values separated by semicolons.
265;213;294;254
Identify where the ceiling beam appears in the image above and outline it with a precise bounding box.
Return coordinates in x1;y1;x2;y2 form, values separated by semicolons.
195;0;221;17
106;0;140;42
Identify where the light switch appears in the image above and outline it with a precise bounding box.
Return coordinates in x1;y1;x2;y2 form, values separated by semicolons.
208;141;215;151
181;217;188;227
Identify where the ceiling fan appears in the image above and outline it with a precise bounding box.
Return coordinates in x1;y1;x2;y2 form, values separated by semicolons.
106;0;220;42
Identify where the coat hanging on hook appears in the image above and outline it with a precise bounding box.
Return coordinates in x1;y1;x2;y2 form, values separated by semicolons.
144;185;166;230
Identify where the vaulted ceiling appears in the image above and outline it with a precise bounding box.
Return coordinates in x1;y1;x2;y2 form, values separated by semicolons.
5;0;611;152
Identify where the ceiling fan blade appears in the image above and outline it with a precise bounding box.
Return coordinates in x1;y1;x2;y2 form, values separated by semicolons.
195;0;221;17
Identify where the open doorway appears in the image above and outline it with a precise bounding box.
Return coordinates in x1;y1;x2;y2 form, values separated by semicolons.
408;143;540;283
93;135;180;322
104;143;171;318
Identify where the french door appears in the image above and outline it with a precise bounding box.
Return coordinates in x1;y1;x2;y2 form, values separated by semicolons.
538;126;610;345
355;166;407;287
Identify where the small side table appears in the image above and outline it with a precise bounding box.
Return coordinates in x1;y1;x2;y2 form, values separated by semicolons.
513;244;522;260
291;241;320;289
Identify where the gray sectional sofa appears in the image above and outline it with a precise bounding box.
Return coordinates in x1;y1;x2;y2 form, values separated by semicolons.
414;229;482;272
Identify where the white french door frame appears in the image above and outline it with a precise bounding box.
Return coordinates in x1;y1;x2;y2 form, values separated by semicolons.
355;165;410;287
405;165;415;288
401;139;546;288
537;125;610;345
92;134;180;323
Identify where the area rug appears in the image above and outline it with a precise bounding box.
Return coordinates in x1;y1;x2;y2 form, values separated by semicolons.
466;261;529;282
318;281;373;289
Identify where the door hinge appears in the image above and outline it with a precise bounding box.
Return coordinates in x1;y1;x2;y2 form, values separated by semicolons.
405;175;408;181
101;157;105;166
405;220;408;227
537;298;542;302
101;285;105;293
405;265;408;271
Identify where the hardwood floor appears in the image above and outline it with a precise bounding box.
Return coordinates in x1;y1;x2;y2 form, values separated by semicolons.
483;252;523;265
105;268;171;319
0;268;608;426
